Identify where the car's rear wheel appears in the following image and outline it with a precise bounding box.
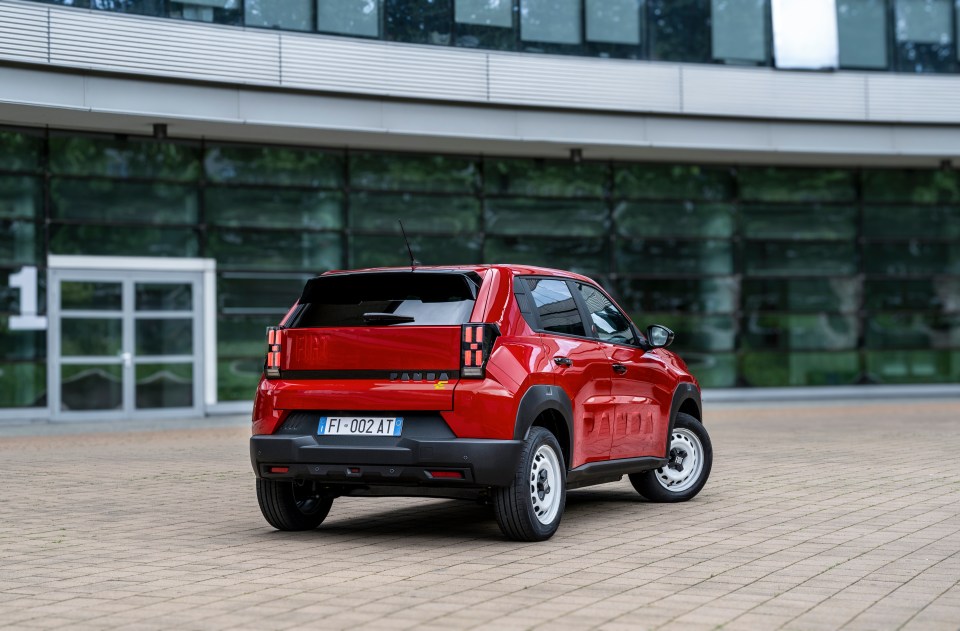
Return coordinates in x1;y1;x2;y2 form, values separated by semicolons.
257;478;334;531
493;426;566;541
629;412;712;502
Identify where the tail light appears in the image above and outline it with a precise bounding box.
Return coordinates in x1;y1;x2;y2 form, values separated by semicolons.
265;326;282;378
461;323;499;378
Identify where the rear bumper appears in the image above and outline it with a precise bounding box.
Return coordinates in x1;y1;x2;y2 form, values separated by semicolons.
250;435;524;487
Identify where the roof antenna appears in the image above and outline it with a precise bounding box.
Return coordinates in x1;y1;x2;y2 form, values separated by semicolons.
398;220;419;270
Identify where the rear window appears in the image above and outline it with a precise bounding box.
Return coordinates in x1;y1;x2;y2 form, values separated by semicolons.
290;272;479;327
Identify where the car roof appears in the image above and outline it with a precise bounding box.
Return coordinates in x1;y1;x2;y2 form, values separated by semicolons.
321;264;599;285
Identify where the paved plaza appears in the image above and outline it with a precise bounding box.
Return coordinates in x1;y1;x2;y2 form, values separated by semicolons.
0;400;958;630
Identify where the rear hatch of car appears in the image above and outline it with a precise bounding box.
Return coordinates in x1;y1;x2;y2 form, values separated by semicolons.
270;271;481;411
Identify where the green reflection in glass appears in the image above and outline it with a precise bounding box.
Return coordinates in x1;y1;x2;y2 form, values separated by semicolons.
863;206;960;239
0;129;42;172
61;318;121;357
681;352;736;387
744;242;857;276
204;145;342;187
863;169;960;203
837;0;888;69
207;230;341;271
350;153;477;192
742;204;857;240
0;177;40;219
866;313;960;350
864;278;960;311
486;236;607;275
385;0;453;44
742;314;858;351
864;242;960;275
135;283;192;312
0;220;39;265
648;0;712;62
865;350;960;383
0;362;46;407
205;188;342;229
136;319;193;356
617;240;732;275
617;277;737;314
61;282;122;311
61;364;122;411
739;168;857;203
615;201;735;238
350;234;482;268
712;0;768;63
219;315;277;356
741;352;860;386
742;278;860;312
218;357;264;401
486;198;608;237
49;136;200;180
50;225;199;258
136;363;193;409
0;320;45;361
351;193;480;233
51;179;198;224
484;159;606;197
633;313;735;351
614;164;733;200
218;274;312;314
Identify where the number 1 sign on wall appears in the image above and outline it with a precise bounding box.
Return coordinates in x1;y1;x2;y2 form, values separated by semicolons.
9;266;47;331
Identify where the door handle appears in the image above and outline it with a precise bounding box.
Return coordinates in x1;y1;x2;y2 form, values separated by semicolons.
553;356;573;367
612;363;627;375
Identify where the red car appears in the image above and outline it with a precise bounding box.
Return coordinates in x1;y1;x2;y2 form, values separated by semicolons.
251;265;712;541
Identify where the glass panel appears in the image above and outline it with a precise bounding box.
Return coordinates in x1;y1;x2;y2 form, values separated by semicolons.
618;277;737;314
219;315;277;356
49;136;200;180
0;129;42;172
136;363;193;409
0;362;46;407
864;242;960;275
204;145;342;187
51;179;198;224
527;278;585;336
486;236;608;275
682;352;736;387
866;313;960;349
136;319;193;356
91;0;165;16
136;284;192;311
865;350;960;383
245;0;312;30
837;0;888;68
893;0;954;72
0;220;40;265
218;358;264;401
50;225;199;258
739;168;857;202
385;0;452;44
485;199;608;237
633;313;735;351
61;318;121;356
318;0;380;36
0;177;40;219
614;164;734;201
744;242;858;276
61;281;122;311
207;230;342;271
742;351;861;386
712;0;768;63
521;0;581;45
574;282;638;345
350;153;477;192
485;160;607;197
586;0;642;45
456;0;513;27
864;278;960;311
863;206;960;239
169;0;242;25
649;0;712;62
862;170;960;203
742;204;857;240
205;188;342;230
218;274;312;314
617;240;733;275
615;202;735;238
0;322;45;361
742;314;858;350
61;364;122;411
742;278;860;312
350;234;482;268
350;193;480;233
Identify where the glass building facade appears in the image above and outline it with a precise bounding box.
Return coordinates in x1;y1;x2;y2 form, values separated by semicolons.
24;0;960;74
2;124;959;411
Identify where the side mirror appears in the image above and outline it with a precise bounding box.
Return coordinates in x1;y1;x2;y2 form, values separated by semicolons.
646;324;675;348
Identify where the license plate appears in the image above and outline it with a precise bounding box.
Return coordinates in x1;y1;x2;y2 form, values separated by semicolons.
318;416;403;436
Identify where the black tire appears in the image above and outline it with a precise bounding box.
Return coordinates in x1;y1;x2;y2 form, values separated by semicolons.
256;478;334;531
629;412;712;503
493;426;566;542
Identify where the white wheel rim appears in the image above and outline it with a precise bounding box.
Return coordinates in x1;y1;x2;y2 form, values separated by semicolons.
654;428;704;493
530;444;562;525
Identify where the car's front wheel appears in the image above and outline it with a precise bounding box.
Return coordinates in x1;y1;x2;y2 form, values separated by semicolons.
629;412;712;502
256;478;334;531
493;427;566;541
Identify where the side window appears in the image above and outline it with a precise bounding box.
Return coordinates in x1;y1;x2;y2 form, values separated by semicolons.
575;283;638;345
526;278;586;337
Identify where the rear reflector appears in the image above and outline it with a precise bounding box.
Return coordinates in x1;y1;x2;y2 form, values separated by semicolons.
428;470;464;479
461;323;500;378
265;326;283;378
269;466;289;474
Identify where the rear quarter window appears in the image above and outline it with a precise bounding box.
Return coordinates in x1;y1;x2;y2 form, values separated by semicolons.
525;278;586;337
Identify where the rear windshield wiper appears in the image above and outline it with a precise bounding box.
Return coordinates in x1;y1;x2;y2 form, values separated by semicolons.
361;312;415;324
